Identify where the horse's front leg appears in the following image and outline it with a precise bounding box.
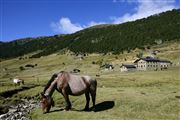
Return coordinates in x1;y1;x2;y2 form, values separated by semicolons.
62;90;71;111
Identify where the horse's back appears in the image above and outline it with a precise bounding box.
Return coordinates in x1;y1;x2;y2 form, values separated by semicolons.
83;75;96;82
68;74;87;95
83;75;97;91
68;74;97;95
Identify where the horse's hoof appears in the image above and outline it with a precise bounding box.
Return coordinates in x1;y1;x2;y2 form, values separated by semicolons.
64;107;71;111
91;107;96;112
64;109;70;111
83;108;90;111
92;108;96;112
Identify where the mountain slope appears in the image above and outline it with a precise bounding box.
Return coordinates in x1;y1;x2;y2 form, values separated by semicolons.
69;9;180;53
0;9;180;59
0;41;3;45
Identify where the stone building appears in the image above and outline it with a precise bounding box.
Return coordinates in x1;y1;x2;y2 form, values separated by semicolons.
134;57;172;71
120;64;136;72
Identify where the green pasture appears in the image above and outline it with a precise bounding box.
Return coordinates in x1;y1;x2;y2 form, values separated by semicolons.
0;42;180;119
30;67;180;120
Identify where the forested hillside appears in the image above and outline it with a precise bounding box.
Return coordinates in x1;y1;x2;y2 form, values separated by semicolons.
0;41;3;45
0;9;180;59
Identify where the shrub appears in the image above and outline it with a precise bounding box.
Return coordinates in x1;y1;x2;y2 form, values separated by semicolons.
19;66;25;71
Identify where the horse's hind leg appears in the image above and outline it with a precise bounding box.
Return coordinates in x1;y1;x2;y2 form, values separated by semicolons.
84;91;90;111
90;80;97;110
90;88;96;111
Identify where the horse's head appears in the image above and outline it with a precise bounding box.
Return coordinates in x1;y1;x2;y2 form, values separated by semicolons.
40;93;54;114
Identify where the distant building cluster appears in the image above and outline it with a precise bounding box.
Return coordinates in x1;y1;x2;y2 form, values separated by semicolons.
120;64;136;72
120;56;172;72
100;64;114;70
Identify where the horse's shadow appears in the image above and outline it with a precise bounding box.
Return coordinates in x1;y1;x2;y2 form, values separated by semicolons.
91;101;115;112
49;101;115;113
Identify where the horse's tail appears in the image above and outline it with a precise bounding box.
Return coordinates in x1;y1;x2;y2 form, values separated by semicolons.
90;78;97;92
43;73;58;93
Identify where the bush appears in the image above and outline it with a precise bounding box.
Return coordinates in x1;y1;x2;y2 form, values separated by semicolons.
136;52;143;58
19;66;25;71
92;61;96;64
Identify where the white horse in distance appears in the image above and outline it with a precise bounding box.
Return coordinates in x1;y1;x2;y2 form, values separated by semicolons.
13;78;24;85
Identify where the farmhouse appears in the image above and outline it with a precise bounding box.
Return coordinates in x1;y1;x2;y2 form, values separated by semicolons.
134;57;172;71
159;60;172;70
101;64;114;70
120;64;136;72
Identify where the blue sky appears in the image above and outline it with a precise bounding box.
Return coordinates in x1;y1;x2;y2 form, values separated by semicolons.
0;0;179;41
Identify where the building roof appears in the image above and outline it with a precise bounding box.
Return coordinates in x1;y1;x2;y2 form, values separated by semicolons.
159;60;172;63
121;64;136;68
134;57;171;63
101;64;113;68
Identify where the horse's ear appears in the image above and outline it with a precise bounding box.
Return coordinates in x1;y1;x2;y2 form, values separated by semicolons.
40;92;46;98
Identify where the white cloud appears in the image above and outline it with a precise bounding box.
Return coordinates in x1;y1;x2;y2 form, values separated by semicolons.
87;21;107;26
112;0;177;24
51;17;84;34
51;18;106;34
51;0;177;33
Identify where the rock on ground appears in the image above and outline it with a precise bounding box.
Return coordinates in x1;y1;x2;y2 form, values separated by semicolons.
0;99;40;120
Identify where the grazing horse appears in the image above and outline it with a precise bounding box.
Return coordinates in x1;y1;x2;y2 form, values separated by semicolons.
13;78;24;86
40;71;97;113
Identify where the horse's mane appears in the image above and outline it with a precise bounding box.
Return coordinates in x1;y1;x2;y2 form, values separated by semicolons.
43;73;58;93
43;71;67;93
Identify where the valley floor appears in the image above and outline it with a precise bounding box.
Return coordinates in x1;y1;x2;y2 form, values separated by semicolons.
30;67;180;120
0;44;180;119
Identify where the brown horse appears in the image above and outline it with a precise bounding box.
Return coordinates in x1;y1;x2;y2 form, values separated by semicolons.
40;71;97;113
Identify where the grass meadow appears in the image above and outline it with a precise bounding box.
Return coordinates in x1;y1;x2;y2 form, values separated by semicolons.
0;42;180;120
30;67;180;120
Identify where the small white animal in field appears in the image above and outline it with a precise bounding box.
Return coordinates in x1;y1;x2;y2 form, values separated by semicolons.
13;78;24;85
